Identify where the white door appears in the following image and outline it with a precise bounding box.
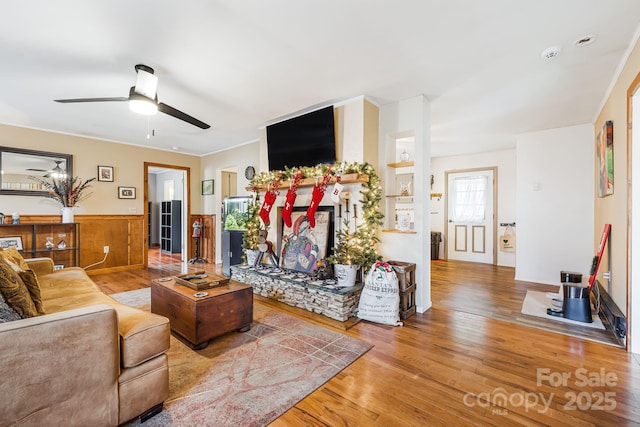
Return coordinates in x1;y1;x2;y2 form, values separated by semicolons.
446;169;495;264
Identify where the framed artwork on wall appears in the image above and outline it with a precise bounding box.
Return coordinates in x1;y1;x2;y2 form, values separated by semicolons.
202;179;214;195
118;186;136;199
596;120;614;198
97;165;114;182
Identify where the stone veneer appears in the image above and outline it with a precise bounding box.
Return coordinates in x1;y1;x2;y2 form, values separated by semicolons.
230;265;363;322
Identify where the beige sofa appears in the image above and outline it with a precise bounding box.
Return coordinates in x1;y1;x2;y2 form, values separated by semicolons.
0;258;170;426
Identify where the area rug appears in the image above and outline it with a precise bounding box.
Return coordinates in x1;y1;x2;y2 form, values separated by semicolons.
112;288;373;426
521;290;605;329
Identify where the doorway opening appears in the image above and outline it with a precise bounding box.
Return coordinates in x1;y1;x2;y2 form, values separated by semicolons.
144;162;191;267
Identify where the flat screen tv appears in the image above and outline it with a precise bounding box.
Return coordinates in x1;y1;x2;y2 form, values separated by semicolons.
266;106;336;171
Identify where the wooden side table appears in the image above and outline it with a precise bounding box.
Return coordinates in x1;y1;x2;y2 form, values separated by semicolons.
150;277;253;350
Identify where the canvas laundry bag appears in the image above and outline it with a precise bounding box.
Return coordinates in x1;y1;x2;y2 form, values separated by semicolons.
357;261;403;326
500;225;516;252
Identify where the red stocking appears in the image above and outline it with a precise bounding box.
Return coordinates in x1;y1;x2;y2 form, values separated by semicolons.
307;185;325;228
282;170;303;227
282;189;297;227
260;190;277;226
307;171;333;228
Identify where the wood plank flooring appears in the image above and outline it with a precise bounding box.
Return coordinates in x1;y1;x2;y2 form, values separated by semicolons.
431;260;622;347
90;251;640;425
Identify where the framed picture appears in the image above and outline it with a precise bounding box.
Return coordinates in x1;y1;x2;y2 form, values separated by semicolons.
202;179;214;195
0;236;23;250
596;120;614;198
279;207;333;274
118;186;136;199
97;165;114;182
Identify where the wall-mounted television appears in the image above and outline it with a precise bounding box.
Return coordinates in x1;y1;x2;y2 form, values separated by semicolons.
266;106;336;172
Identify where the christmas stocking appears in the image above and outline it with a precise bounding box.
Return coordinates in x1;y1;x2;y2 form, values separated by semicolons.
282;171;303;227
259;178;280;226
307;185;325;228
307;172;332;228
259;191;277;226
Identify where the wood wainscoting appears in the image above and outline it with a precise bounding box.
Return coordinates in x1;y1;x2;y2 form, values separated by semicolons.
187;214;216;263
17;214;145;273
18;213;216;273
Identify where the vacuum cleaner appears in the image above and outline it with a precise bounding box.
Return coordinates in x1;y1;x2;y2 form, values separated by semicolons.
546;259;597;323
547;283;593;323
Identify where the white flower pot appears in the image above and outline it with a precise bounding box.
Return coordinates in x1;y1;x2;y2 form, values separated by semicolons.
334;264;359;287
61;207;74;223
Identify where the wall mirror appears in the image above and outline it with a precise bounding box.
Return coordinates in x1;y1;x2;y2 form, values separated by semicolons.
0;146;73;196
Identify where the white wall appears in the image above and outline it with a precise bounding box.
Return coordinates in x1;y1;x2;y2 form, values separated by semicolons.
200;141;261;263
515;124;594;285
379;95;431;312
431;149;517;266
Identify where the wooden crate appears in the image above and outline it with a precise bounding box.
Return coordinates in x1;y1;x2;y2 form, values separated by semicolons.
388;260;416;291
400;284;416;320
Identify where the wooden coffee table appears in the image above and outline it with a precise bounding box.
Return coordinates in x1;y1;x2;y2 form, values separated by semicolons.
150;277;253;350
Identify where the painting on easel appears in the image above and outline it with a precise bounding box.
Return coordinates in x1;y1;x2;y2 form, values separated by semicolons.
596;120;614;198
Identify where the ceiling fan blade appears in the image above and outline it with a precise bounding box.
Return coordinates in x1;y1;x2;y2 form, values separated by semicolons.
158;103;210;129
54;97;128;103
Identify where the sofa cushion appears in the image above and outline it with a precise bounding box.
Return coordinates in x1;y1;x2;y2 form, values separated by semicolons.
0;291;21;323
39;267;169;368
0;258;38;318
18;269;46;315
0;247;30;271
38;267;104;300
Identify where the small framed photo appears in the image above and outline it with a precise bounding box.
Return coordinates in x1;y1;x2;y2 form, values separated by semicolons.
97;165;114;182
0;236;23;250
202;179;214;195
118;186;136;199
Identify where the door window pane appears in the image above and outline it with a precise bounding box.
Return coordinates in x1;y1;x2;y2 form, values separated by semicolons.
451;176;487;223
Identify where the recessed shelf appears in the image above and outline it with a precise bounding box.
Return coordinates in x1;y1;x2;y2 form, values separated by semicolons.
382;229;417;234
386;161;414;168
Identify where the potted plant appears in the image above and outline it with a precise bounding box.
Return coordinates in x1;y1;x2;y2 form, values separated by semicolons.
30;175;95;223
242;194;262;266
329;218;367;287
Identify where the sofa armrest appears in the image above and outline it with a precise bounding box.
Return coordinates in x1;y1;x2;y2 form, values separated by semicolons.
0;304;120;426
25;257;55;276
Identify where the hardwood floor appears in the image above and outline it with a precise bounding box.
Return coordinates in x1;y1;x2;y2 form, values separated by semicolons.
91;252;640;425
431;260;622;347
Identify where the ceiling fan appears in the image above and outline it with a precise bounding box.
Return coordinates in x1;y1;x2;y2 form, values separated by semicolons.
27;160;66;178
54;64;210;129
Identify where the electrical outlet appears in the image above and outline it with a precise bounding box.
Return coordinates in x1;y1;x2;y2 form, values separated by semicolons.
103;246;110;254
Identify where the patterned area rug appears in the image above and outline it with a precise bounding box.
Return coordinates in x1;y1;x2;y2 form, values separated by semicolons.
112;288;373;426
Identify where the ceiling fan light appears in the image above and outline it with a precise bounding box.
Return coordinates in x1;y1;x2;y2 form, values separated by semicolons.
129;97;158;115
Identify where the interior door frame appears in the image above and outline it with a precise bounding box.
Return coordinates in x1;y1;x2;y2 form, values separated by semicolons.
626;72;640;352
444;166;498;265
143;162;191;267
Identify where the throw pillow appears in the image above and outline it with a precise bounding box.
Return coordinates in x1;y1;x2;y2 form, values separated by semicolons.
18;270;45;315
0;291;21;323
0;247;30;271
0;258;38;318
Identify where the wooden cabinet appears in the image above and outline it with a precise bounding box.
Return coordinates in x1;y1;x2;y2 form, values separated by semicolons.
161;200;182;253
0;222;80;267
